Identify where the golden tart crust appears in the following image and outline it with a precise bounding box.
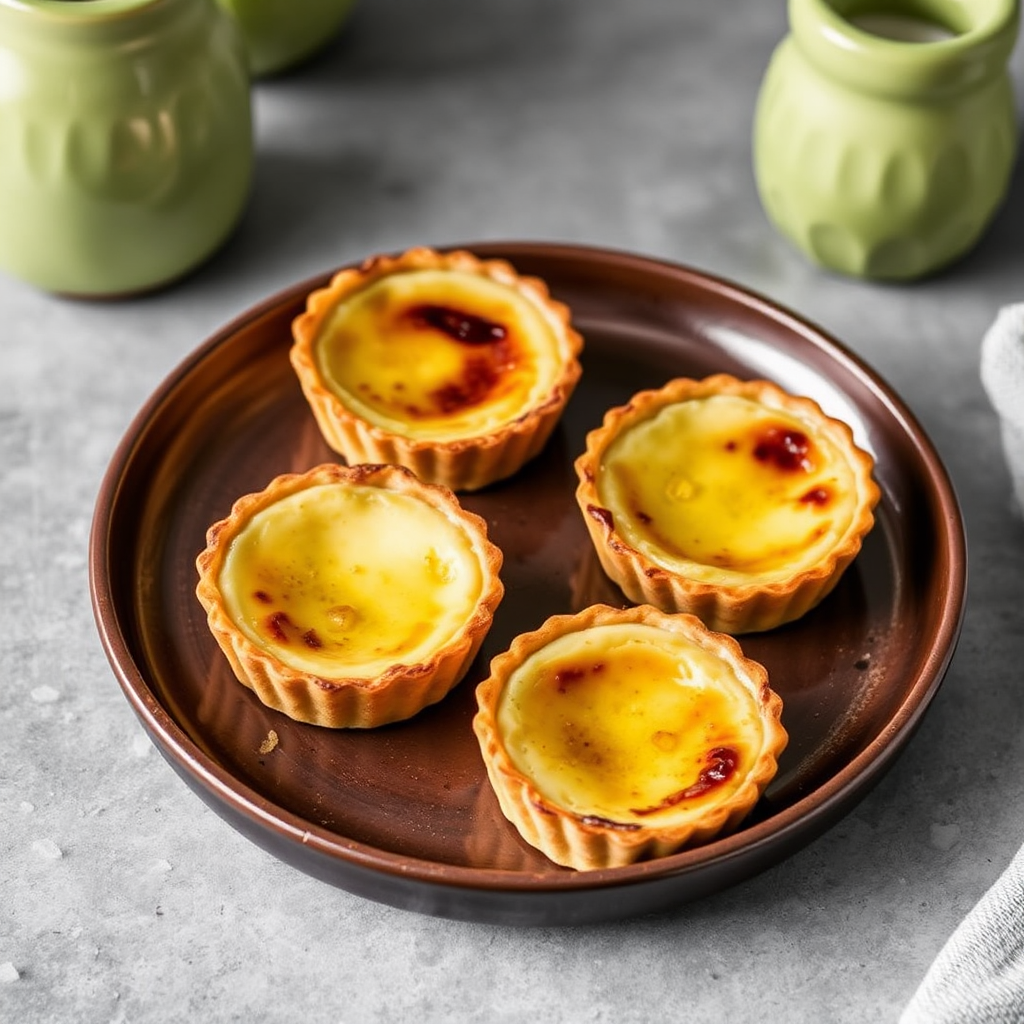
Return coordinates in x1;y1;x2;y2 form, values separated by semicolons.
195;463;504;729
290;247;583;492
473;603;787;870
574;374;880;634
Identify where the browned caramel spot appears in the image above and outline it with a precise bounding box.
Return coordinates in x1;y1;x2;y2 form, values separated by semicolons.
393;302;519;416
800;486;832;506
265;611;292;643
630;747;739;815
554;666;586;689
263;611;323;649
430;354;505;414
552;662;605;693
253;590;273;604
753;424;813;472
408;304;507;344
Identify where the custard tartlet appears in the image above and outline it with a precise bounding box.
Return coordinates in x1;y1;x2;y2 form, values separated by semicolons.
195;463;504;728
473;603;787;870
290;247;583;491
575;374;880;634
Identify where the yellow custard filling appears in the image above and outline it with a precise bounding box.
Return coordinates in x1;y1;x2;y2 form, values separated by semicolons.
219;482;484;678
597;394;858;585
314;268;565;441
496;622;766;826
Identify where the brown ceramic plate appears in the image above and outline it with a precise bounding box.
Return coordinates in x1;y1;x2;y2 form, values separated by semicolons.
90;242;966;925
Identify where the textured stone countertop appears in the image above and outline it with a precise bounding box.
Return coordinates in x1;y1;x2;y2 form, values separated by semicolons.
4;1;1024;1021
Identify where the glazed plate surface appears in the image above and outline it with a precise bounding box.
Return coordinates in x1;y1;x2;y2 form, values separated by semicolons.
90;243;966;924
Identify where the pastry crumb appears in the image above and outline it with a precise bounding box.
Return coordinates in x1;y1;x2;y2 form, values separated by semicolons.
259;730;279;755
31;838;63;861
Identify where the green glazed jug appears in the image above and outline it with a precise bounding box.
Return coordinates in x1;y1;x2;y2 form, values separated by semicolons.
0;0;253;297
216;0;357;77
753;0;1019;280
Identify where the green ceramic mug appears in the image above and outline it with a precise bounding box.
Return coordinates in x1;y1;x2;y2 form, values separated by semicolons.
753;0;1020;280
0;0;253;297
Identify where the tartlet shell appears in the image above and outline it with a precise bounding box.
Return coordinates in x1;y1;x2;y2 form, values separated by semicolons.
195;462;504;729
472;603;788;871
574;374;881;634
290;246;584;492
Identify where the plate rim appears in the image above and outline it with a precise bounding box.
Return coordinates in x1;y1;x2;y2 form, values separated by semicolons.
88;241;968;910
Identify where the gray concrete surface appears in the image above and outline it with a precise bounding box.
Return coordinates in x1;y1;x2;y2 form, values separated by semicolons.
4;1;1024;1021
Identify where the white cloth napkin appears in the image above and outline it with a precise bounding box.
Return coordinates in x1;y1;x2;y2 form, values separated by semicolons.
900;842;1024;1023
901;307;1024;1022
980;302;1024;514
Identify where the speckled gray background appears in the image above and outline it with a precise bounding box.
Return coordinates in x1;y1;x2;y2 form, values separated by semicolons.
3;1;1024;1021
